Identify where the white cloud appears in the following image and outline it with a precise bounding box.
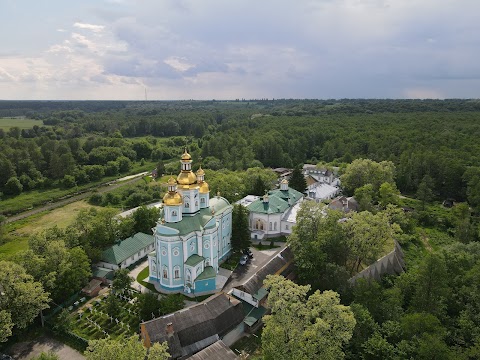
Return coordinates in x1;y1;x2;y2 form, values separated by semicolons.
164;57;196;72
73;22;105;33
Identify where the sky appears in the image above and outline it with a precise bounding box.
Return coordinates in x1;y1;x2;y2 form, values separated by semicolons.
0;0;479;100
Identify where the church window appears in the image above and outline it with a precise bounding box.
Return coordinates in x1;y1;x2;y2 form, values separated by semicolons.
190;243;195;252
163;266;168;279
172;210;177;216
269;222;272;231
186;269;191;283
185;202;190;208
161;247;167;256
195;201;198;207
174;266;180;279
173;247;180;257
205;258;210;266
274;222;277;231
201;198;205;204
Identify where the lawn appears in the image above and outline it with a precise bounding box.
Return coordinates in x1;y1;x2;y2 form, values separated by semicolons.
0;117;44;129
136;266;158;293
11;200;104;237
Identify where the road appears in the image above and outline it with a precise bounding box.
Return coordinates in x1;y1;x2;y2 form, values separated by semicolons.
222;242;287;293
7;335;85;360
5;174;146;224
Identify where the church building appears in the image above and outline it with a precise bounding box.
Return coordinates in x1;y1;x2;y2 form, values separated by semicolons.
245;179;304;240
148;149;233;294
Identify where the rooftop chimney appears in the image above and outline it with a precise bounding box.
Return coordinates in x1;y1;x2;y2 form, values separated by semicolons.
166;322;174;337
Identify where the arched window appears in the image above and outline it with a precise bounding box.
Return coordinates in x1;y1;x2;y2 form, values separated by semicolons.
201;198;205;204
195;201;198;207
172;210;177;216
174;266;180;279
269;222;272;231
163;266;168;279
274;222;277;231
185;202;190;208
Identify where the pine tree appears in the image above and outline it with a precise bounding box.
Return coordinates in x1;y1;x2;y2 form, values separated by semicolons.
288;166;307;193
252;176;266;196
232;204;251;252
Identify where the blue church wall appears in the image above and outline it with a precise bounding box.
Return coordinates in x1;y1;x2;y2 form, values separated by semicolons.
194;278;216;292
186;237;198;258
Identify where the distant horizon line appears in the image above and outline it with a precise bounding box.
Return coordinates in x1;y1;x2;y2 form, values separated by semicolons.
0;98;479;102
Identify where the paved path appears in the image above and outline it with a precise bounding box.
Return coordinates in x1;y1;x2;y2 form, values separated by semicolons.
222;243;287;293
8;336;85;360
128;260;150;293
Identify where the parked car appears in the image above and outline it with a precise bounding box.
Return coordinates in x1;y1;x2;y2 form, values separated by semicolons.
243;248;254;259
239;254;249;265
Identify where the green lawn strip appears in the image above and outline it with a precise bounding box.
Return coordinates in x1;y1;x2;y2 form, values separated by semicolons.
136;266;159;293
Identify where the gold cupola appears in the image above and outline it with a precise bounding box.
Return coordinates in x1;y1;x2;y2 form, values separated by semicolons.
163;176;183;206
177;148;197;186
196;166;209;194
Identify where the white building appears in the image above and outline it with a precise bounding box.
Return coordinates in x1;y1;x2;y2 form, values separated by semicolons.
244;179;304;240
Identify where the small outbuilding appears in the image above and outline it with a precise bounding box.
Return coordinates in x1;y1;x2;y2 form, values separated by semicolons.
97;232;155;270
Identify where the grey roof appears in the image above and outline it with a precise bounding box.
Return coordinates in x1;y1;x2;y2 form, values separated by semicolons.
329;196;359;213
238;247;294;296
187;340;238;360
142;293;244;359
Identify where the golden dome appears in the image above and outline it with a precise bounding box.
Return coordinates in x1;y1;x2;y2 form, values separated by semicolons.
181;149;192;161
199;181;209;194
177;171;197;185
163;191;183;206
196;166;205;176
281;178;288;184
167;176;177;185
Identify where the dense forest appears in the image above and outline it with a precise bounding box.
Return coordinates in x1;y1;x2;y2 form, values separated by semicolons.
1;99;480;212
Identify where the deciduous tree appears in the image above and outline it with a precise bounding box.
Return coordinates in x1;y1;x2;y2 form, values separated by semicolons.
262;275;355;360
85;335;169;360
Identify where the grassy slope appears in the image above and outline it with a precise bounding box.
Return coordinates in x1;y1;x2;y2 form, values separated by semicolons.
0;200;107;260
0;160;157;215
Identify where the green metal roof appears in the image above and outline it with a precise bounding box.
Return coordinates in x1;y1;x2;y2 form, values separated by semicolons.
92;267;114;280
185;254;205;267
101;232;154;265
160;197;232;236
244;306;268;327
195;266;216;280
253;287;269;301
247;187;303;214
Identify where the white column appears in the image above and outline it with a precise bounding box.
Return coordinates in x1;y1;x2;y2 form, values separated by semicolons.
168;242;173;287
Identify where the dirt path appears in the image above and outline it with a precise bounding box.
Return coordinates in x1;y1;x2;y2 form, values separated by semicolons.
7;335;85;360
5;176;144;224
